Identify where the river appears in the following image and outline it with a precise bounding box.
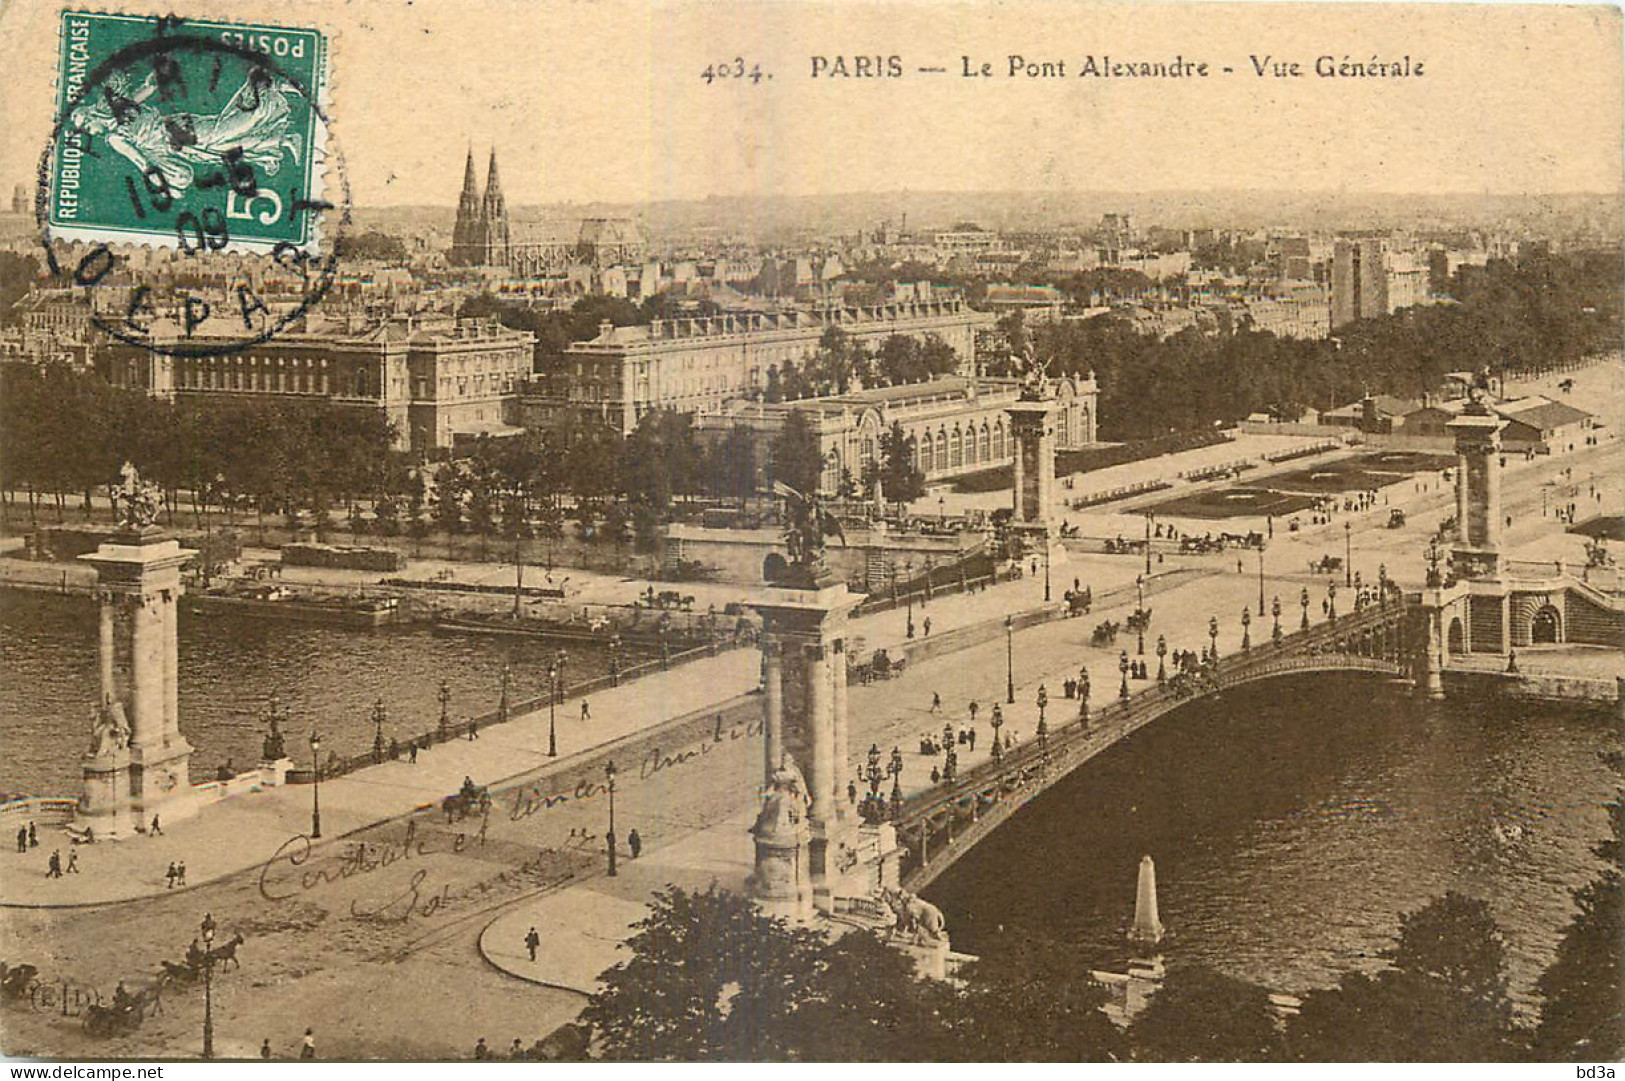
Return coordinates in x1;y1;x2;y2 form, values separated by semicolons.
0;588;634;797
2;590;1616;1006
923;673;1619;1007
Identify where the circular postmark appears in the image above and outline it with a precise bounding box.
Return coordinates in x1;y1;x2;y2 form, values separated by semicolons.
35;15;351;359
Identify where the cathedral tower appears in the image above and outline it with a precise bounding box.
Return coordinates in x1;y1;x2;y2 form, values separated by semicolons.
450;147;483;267
480;149;510;268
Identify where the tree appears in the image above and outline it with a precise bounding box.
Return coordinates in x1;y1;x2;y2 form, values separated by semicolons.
771;410;823;496
1129;964;1282;1062
1535;759;1624;1061
580;884;826;1060
951;930;1125;1061
1286;891;1519;1062
344;230;408;262
879;421;925;508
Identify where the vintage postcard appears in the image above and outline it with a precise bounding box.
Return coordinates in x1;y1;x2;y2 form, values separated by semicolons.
0;0;1620;1067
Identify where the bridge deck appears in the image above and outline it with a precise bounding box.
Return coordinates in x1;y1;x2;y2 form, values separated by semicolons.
896;598;1416;892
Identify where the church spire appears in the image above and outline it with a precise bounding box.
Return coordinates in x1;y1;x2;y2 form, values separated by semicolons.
480;147;509;268
450;145;484;266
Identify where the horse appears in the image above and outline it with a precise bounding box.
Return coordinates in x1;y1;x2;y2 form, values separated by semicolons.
878;887;948;943
211;934;246;972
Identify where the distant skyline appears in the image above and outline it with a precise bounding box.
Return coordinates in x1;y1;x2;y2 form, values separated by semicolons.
2;1;1619;209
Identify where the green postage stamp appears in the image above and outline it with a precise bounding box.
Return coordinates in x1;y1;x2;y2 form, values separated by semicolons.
46;11;330;253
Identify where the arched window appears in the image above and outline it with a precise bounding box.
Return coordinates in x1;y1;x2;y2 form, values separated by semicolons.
950;427;963;469
993;420;1006;459
919;433;933;473
935;430;948;472
978;423;991;463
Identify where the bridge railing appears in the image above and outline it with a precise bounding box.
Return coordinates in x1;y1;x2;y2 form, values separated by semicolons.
895;597;1416;889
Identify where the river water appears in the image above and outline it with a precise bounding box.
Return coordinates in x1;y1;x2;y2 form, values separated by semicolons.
0;589;631;797
923;674;1619;1006
2;589;1616;1005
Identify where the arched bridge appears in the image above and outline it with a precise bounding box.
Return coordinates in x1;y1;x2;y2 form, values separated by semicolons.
895;594;1418;892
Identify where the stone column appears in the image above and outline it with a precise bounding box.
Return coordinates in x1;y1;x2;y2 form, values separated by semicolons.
762;642;784;785
806;642;834;830
81;531;197;826
832;638;850;820
1421;602;1446;700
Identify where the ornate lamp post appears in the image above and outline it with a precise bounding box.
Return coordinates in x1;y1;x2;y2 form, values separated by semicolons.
943;740;958;785
863;743;884;823
1257;544;1266;614
1344;521;1353;587
437;679;451;742
1378;563;1388;607
1144;512;1153;575
497;665;511;722
1135;572;1145;613
609;634;621;686
1005;613;1016;704
1327;580;1338;623
546;662;558;758
1300;586;1311;631
1425;538;1442;588
371;697;387;762
308;731;322;839
659;620;671;671
1036;684;1048;730
1272;595;1282;642
605;760;618;878
1156;634;1167;682
1043;540;1052;603
990;704;1005;765
1036;711;1049;775
905;558;916;639
200;912;217;1059
888;746;904;820
942;721;954;766
1119;649;1130;700
1241;607;1251;652
1077;667;1091;724
555;649;568;704
1208;615;1219;661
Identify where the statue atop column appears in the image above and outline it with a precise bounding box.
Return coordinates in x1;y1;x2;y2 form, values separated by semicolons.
772;481;845;589
1016;342;1054;402
110;461;161;533
262;700;287;761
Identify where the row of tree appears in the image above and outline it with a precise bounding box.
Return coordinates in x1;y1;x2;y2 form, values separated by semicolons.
0;361;928;546
1000;250;1623;440
580;764;1622;1061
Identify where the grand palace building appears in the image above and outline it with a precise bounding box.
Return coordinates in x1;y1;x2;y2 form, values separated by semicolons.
103;313;535;454
520;295;996;437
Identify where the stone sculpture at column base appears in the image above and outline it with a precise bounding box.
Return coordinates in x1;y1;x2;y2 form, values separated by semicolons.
80;750;134;839
748;759;813;921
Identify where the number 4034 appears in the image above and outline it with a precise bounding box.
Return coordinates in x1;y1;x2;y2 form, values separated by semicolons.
701;58;768;83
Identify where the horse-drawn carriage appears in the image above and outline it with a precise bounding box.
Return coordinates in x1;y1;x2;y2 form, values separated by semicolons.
1104;536;1148;556
1180;534;1225;554
1125;607;1153;634
443;779;492;822
1387;509;1407;529
861;648;907;683
1090;620;1121;647
1309;554;1343;575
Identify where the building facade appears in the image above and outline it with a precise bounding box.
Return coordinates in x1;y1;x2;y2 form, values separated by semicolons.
696;373;1098;494
521;295;996;435
103;314;534;454
1331;238;1430;328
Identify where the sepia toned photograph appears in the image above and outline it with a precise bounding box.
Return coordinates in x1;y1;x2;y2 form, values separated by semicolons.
0;0;1620;1065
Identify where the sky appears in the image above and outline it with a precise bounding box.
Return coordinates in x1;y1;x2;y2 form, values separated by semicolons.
0;0;1619;208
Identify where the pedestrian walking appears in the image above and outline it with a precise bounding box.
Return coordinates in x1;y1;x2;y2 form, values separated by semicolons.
930;766;941;785
176;860;187;886
15;827;26;853
45;850;62;878
581;701;591;721
930;692;941;714
65;850;79;874
300;1029;316;1059
968;700;979;723
468;717;479;740
28;822;37;849
474;1037;489;1060
923;616;932;637
847;779;857;805
524;926;540;962
166;862;177;889
261;1038;272;1060
409;741;418;764
967;728;976;752
150;814;162;836
628;829;642;859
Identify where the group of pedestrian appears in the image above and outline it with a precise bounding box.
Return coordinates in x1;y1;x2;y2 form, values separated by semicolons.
164;861;188;888
258;1029;319;1060
473;1036;535;1060
44;848;78;877
15;821;37;852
